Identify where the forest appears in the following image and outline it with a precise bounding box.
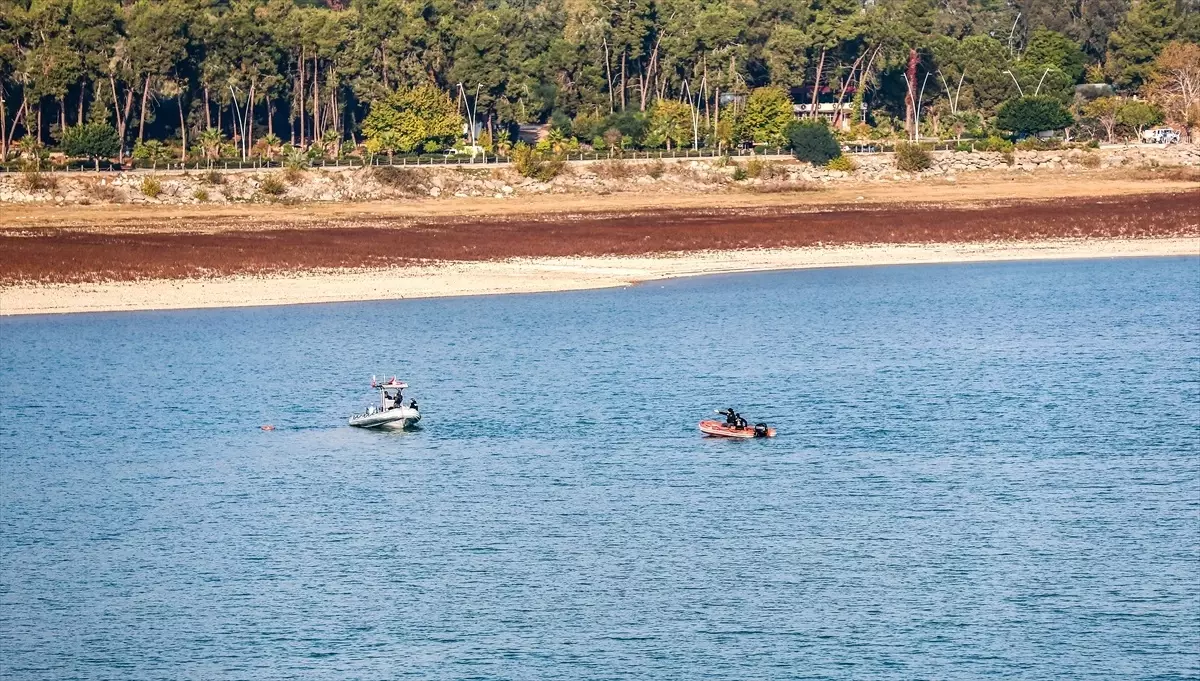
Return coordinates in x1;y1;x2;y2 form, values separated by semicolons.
1;0;1198;165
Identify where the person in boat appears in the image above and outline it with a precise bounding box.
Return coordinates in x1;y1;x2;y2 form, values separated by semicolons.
409;399;418;411
721;408;748;430
388;389;402;409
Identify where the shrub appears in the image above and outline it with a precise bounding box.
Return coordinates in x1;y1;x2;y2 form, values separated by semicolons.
593;159;632;180
282;166;305;184
731;164;747;181
202;170;224;185
646;159;665;179
19;170;57;191
786;119;841;165
512;142;565;181
140;176;163;198
745;157;782;179
260;175;287;196
1001;150;1016;166
955;141;975;153
373;166;423;193
193;188;209;201
825;155;857;172
894;142;932;172
1077;153;1102;169
85;180;120;202
982;136;1014;153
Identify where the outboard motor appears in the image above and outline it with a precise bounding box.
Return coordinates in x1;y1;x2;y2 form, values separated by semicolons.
754;423;769;438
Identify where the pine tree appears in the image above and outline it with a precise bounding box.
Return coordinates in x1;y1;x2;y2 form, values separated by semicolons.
1106;0;1178;89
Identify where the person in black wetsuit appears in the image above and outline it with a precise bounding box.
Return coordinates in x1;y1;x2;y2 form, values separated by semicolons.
721;408;748;429
409;399;418;411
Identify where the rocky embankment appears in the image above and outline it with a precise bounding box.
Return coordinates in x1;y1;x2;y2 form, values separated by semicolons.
1;145;1195;206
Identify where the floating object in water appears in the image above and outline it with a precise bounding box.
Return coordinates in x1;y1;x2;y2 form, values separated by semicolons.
701;409;776;438
699;420;775;438
349;376;422;429
260;425;275;431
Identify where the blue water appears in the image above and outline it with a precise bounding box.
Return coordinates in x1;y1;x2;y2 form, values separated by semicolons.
2;257;1198;679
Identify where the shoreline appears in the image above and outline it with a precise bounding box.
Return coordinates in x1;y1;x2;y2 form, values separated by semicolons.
3;237;1196;316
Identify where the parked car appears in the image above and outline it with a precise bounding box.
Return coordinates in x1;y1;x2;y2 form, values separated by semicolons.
1141;127;1181;145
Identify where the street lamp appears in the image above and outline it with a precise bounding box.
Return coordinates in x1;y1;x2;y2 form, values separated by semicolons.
1002;70;1024;97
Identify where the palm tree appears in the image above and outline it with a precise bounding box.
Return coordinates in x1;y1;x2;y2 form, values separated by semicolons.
198;128;224;164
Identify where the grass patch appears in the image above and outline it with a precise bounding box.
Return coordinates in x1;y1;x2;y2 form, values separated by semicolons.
1129;164;1200;182
747;180;823;194
202;170;225;185
1077;153;1102;169
193;188;209;201
645;159;665;179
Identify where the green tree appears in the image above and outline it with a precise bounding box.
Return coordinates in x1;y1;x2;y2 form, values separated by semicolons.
60;121;119;169
1022;29;1087;83
1106;0;1179;89
1116;98;1163;137
1082;96;1123;141
648;99;694;150
737;86;793;145
362;83;463;154
995;95;1074;136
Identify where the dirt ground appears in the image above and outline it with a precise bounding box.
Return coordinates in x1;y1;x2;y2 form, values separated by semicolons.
2;188;1196;285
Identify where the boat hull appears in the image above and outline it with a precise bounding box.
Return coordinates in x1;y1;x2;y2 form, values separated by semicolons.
699;420;775;438
349;407;421;429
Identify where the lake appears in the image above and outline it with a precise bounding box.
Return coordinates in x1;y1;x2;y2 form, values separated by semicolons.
2;256;1198;679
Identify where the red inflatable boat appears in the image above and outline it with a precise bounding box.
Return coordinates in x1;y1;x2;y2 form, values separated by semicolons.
699;420;777;439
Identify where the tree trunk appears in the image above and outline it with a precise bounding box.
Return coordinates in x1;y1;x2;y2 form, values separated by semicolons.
77;83;85;126
5;99;26;157
832;51;868;131
810;48;826;119
204;87;211;129
904;49;918;139
36;102;42;144
138;74;151;143
313;56;320;138
620;50;627;111
0;89;7;160
298;48;306;145
268;99;274;137
381;44;389;90
178;95;187;161
602;38;614;114
714;86;720;152
246;81;256;159
60;97;66;134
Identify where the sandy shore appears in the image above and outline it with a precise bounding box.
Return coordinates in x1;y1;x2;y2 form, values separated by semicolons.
3;238;1196;316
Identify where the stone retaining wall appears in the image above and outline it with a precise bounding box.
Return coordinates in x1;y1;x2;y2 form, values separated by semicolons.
1;145;1195;206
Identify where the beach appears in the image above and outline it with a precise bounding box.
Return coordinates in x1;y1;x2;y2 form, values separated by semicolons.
2;175;1197;316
